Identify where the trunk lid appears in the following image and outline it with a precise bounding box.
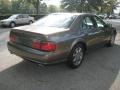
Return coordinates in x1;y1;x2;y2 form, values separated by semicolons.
13;25;68;35
10;29;47;48
10;25;68;48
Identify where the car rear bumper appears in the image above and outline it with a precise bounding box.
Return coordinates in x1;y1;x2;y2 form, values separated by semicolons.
7;42;65;65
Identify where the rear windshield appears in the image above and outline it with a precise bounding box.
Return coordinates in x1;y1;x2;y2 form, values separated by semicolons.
33;14;77;28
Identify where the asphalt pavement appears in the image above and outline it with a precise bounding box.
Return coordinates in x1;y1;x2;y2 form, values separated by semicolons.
0;20;120;90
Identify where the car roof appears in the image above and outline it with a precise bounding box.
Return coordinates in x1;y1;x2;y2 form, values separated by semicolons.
50;13;94;16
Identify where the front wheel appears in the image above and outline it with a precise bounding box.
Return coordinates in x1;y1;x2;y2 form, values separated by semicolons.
67;44;85;69
10;22;15;28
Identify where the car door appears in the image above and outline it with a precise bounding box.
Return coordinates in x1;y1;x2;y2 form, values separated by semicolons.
80;16;100;47
92;16;106;44
22;15;29;24
15;15;23;24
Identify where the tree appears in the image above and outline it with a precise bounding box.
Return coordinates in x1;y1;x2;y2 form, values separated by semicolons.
98;0;119;15
11;0;36;14
48;5;58;13
61;0;118;14
10;0;47;14
61;0;103;12
26;0;43;14
39;3;48;14
0;0;11;14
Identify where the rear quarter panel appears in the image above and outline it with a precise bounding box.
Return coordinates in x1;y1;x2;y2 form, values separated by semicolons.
47;29;86;59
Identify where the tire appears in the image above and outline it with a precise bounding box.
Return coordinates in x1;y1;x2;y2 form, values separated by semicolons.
67;44;85;69
106;35;115;47
10;22;15;28
29;21;33;24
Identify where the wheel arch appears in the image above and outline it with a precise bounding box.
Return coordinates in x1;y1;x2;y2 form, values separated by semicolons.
111;27;117;35
113;29;117;36
70;39;87;52
29;20;33;22
10;21;16;24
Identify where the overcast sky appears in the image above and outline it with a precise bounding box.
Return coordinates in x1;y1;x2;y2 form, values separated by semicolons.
114;0;120;13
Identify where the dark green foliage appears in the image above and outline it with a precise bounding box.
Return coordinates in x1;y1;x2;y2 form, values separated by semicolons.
61;0;118;13
61;0;102;12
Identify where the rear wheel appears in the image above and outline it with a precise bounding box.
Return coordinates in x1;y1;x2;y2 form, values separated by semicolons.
106;35;115;47
29;21;33;24
67;44;85;69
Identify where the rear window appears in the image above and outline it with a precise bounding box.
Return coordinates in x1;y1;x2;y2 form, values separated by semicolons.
33;14;77;28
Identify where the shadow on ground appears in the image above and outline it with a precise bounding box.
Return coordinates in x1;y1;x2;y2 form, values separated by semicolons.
0;44;120;90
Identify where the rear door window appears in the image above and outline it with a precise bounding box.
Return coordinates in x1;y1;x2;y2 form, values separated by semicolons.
17;15;23;19
23;15;29;18
94;16;105;28
81;16;95;30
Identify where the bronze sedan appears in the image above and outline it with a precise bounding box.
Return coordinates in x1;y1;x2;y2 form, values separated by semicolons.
7;13;117;68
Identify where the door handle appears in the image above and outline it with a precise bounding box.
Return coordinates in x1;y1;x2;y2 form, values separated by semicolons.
88;31;101;35
88;33;95;36
94;32;100;34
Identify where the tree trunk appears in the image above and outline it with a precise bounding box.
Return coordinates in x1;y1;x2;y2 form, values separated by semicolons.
36;0;39;14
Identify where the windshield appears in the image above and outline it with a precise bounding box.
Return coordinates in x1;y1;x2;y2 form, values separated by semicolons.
8;15;18;19
33;14;76;28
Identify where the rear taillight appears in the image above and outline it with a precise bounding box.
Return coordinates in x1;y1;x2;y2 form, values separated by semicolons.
10;35;16;42
40;42;56;52
32;40;56;52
